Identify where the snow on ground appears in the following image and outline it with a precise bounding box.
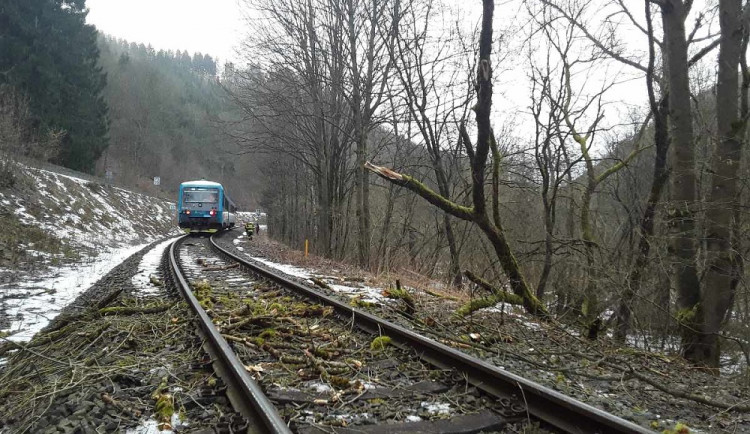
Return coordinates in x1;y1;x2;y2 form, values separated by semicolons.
5;165;177;251
246;255;389;304
328;283;387;304
126;412;186;434
131;236;183;295
228;231;392;305
2;242;149;341
483;303;544;330
249;256;312;279
0;163;180;342
421;402;452;415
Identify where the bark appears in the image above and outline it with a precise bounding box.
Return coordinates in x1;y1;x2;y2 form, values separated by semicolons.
698;0;744;367
660;0;702;361
536;205;554;299
376;182;397;270
444;213;462;286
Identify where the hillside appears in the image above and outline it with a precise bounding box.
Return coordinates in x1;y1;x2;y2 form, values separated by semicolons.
0;160;178;340
95;36;267;209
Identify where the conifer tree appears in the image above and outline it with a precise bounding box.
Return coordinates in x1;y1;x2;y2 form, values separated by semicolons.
0;0;108;172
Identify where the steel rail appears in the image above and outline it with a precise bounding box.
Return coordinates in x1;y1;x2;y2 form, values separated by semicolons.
210;231;651;434
168;236;292;434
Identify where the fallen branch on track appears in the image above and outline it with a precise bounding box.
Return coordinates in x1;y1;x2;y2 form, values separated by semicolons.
99;303;174;316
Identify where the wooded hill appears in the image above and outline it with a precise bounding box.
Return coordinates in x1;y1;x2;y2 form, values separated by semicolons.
0;0;264;208
95;36;264;207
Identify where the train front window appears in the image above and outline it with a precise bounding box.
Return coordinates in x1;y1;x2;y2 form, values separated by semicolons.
183;189;219;204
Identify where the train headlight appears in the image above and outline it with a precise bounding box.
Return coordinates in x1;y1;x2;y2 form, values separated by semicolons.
186;210;191;215
210;209;216;216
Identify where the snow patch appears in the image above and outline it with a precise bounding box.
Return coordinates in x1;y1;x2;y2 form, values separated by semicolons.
1;242;150;342
421;401;452;415
132;237;182;295
249;256;312;279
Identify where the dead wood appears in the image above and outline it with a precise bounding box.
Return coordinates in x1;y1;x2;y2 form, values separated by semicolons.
202;263;239;271
310;277;331;289
99;303;174;316
463;271;523;306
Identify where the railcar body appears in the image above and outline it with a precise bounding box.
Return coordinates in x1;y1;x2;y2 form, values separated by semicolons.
177;180;237;233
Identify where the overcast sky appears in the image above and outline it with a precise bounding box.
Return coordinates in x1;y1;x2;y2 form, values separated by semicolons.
86;0;246;64
83;0;716;151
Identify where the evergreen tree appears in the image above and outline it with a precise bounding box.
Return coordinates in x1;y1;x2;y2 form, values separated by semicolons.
0;0;108;172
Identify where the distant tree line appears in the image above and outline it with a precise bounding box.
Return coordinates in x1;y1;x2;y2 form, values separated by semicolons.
96;36;262;206
0;1;238;195
110;41;218;77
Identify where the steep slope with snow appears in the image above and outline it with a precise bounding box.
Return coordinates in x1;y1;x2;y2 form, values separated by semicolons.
0;161;179;340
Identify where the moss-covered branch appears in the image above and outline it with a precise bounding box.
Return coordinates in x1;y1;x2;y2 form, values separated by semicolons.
364;2;546;319
364;162;474;221
455;293;523;318
463;270;524;305
595;144;650;185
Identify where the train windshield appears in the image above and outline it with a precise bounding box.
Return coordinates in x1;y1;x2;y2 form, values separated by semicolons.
183;189;219;203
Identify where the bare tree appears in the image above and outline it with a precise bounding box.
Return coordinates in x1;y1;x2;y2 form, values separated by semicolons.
387;0;477;287
525;22;579;301
232;0;354;257
540;0;734;359
614;0;670;343
0;85;62;184
529;1;648;333
368;0;547;315
343;0;396;269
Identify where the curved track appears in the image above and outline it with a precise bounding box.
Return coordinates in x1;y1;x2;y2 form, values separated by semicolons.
167;231;650;434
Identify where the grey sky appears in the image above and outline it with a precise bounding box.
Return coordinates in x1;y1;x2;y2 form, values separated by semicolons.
84;0;716;150
86;0;245;63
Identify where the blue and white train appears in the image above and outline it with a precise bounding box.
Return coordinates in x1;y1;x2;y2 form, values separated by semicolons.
177;180;237;233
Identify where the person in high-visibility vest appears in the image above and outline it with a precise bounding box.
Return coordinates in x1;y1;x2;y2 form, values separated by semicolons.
245;222;255;239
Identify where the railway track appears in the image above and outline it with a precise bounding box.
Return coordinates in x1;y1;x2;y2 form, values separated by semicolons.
167;230;651;434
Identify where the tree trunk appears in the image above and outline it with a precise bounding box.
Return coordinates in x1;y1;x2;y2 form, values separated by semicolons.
377;183;396;271
580;178;599;334
348;0;371;269
536;225;553;300
661;0;702;362
474;213;545;314
699;0;743;367
432;161;462;287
